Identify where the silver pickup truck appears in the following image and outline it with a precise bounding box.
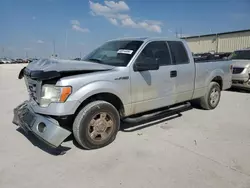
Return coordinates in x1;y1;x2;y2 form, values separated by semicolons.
229;48;250;90
13;37;233;150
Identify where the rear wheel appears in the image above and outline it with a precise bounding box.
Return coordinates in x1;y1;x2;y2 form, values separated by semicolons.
73;101;120;149
199;82;221;110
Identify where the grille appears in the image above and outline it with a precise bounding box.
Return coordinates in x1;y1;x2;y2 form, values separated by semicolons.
25;78;38;102
28;83;37;102
232;80;244;84
233;67;244;74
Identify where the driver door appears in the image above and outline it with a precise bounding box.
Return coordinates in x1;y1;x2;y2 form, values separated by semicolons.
130;41;176;114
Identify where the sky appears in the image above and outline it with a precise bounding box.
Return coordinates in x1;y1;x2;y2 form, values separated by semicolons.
0;0;250;59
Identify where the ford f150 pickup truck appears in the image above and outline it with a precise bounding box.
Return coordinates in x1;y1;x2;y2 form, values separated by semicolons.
229;48;250;90
13;37;233;150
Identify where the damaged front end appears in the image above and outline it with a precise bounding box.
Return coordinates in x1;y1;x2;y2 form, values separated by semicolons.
13;101;71;147
18;58;114;81
14;58;114;147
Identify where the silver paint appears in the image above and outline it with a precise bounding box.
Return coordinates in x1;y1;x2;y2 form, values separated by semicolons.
14;37;233;147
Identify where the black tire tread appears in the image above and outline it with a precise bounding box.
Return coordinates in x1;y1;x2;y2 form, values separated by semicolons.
73;100;119;149
199;82;221;110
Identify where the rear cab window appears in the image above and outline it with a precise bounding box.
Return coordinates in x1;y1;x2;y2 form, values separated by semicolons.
167;41;190;64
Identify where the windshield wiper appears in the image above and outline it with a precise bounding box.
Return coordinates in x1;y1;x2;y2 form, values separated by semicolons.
86;58;103;63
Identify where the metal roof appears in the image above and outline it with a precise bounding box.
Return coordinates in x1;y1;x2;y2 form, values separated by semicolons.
109;36;183;42
181;29;250;39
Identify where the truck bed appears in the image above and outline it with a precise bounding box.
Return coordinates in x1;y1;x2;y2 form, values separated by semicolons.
193;59;232;98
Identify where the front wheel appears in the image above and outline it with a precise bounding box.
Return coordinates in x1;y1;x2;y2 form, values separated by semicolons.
199;82;221;110
73;101;120;149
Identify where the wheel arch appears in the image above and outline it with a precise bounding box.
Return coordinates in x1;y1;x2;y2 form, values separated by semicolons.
207;69;224;90
67;81;129;117
75;92;125;118
211;76;223;90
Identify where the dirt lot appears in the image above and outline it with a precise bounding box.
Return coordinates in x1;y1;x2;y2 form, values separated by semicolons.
0;64;250;188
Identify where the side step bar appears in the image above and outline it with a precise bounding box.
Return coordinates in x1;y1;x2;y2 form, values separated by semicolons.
122;102;192;124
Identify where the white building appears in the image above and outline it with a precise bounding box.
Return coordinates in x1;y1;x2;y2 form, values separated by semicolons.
182;29;250;54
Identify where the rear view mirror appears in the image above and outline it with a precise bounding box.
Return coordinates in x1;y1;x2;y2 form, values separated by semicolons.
134;57;159;72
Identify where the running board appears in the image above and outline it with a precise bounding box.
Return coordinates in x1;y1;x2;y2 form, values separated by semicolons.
122;102;192;124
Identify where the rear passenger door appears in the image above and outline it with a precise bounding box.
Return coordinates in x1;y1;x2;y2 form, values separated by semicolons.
167;41;195;103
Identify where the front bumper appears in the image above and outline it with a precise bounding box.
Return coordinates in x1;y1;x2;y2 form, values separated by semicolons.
13;101;71;148
232;79;250;90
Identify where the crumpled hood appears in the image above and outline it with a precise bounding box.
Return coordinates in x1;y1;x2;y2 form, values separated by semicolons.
19;58;114;80
232;60;250;68
27;58;114;72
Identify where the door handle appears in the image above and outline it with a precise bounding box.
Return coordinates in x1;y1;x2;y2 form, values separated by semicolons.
170;70;177;78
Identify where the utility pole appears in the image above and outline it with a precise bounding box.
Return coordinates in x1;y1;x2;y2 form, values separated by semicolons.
65;30;68;58
2;47;4;57
215;33;219;53
175;28;178;38
210;28;212;34
53;40;56;57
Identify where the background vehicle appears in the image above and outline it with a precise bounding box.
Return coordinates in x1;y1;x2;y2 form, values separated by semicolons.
193;52;225;62
229;48;250;90
13;37;233;150
0;58;13;64
73;58;82;61
15;59;24;64
218;52;232;60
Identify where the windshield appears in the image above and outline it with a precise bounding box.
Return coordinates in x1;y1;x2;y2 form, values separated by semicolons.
229;50;250;60
83;40;143;66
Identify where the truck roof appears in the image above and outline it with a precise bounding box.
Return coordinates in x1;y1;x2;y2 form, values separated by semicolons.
108;37;184;43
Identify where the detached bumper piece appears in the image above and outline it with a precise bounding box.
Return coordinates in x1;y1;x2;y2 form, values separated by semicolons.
13;101;71;148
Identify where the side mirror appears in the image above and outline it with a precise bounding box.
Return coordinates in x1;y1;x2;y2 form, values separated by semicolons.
18;67;25;79
134;57;159;72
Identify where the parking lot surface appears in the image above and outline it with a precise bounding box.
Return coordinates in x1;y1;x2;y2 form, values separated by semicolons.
1;64;250;188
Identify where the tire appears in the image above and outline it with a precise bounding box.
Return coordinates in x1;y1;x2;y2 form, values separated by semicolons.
73;100;120;150
199;82;221;110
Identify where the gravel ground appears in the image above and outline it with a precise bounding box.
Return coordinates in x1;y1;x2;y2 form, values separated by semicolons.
1;64;250;188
